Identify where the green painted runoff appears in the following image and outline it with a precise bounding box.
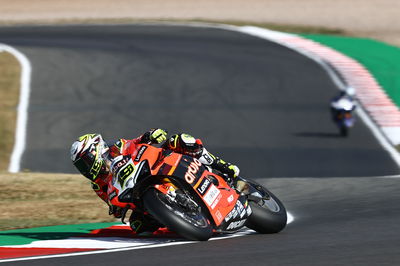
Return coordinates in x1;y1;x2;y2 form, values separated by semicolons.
0;222;119;246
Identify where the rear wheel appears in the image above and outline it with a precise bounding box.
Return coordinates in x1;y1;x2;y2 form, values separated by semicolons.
245;185;287;234
340;125;349;137
143;188;213;241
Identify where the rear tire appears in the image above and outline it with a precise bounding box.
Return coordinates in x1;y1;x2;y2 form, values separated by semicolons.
245;187;287;234
339;125;349;137
143;188;213;241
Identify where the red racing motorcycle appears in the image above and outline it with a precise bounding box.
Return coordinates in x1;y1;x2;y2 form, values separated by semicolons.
107;144;287;241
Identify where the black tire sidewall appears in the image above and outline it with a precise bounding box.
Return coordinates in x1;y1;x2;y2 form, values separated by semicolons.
246;189;287;234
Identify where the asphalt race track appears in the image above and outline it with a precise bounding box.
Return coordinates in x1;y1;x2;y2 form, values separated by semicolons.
1;24;400;265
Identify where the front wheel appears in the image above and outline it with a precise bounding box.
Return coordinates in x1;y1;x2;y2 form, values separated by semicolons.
143;188;213;241
245;185;287;234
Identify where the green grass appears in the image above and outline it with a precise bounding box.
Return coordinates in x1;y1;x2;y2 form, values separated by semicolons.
0;172;116;231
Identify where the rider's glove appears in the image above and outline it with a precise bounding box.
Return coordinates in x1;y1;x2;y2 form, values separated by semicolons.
227;164;240;178
209;155;240;179
149;128;168;144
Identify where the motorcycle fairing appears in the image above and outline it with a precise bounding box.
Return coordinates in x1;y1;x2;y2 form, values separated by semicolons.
107;143;250;230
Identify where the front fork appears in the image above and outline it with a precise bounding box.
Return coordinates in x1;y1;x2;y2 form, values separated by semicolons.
154;179;202;215
235;177;270;203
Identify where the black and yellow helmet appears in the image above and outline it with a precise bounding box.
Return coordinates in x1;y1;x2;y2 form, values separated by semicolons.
70;134;110;181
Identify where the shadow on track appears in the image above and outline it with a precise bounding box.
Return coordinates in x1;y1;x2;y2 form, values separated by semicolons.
294;132;343;138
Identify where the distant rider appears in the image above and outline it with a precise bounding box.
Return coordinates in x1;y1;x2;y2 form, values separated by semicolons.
70;129;240;234
330;86;356;121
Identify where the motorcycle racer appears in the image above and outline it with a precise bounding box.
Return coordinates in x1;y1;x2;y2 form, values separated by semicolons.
70;129;240;234
330;86;357;121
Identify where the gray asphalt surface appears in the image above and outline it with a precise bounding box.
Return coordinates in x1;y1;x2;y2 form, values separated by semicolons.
7;177;400;266
0;24;399;265
0;24;398;177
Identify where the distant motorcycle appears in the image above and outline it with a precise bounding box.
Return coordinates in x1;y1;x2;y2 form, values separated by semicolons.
107;143;287;241
331;96;356;137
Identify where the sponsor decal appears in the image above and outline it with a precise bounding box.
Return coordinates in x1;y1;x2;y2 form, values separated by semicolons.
226;219;246;230
235;200;247;218
111;156;129;176
197;178;211;195
134;146;147;162
236;200;244;212
224;208;239;222
215;210;223;223
210;193;222;210
203;184;221;207
247;205;252;216
184;158;202;184
227;194;234;203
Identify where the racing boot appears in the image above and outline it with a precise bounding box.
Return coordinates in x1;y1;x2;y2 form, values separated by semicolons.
129;210;162;235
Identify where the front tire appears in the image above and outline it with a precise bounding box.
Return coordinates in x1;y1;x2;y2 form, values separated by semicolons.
245;187;287;234
143;188;213;241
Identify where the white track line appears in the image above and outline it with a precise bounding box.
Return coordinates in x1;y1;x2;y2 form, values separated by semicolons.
355;102;400;167
0;44;32;173
377;174;400;179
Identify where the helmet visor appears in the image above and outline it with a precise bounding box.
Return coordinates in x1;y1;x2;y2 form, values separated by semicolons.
74;149;109;181
73;151;95;179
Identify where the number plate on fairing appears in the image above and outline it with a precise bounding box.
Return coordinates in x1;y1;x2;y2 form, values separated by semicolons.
111;157;145;196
